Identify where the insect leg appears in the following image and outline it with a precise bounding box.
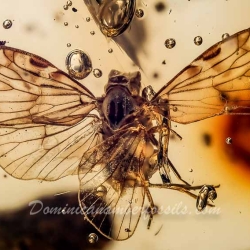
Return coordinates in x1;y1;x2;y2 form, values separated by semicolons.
148;183;220;208
145;187;157;229
157;117;172;184
157;118;191;185
169;128;182;140
167;158;191;186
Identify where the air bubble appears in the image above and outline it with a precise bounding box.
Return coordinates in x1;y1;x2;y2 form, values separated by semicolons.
194;36;203;46
65;49;92;79
67;43;71;47
96;185;107;197
165;38;176;49
64;22;68;26
189;168;193;172
222;33;230;40
172;106;178;112
75;25;79;28
108;48;113;53
88;233;98;244
3;19;12;29
90;31;95;35
63;5;68;10
93;68;102;78
86;17;91;22
226;137;232;144
135;9;144;18
224;106;234;113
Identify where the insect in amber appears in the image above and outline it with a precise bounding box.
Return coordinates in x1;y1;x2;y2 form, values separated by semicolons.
1;28;250;240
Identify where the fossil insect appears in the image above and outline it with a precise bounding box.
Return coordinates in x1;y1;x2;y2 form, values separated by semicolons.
1;28;250;240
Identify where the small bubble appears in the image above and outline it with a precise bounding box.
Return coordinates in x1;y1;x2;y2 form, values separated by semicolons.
67;43;71;47
108;48;113;53
224;106;234;113
172;106;178;112
3;19;12;29
226;137;232;144
90;31;95;35
135;9;144;18
194;36;203;46
66;49;92;79
64;22;68;26
63;5;68;10
86;17;91;22
93;68;102;78
67;0;72;6
75;25;79;28
189;168;193;172
222;33;230;40
165;38;176;49
96;185;107;197
88;233;98;244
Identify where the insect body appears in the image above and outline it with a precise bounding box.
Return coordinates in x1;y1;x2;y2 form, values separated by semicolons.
1;28;250;240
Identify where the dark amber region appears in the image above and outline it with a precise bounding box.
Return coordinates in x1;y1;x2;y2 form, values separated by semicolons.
0;193;110;250
214;115;250;178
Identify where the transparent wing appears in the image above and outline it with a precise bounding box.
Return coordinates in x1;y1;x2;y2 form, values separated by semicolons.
0;46;96;126
153;28;250;124
0;46;102;180
78;127;147;240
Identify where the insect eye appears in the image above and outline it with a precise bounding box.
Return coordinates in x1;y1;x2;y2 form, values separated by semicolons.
110;76;128;84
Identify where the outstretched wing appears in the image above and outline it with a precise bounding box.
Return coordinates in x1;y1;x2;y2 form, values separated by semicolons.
153;28;250;124
0;46;101;180
78;127;148;240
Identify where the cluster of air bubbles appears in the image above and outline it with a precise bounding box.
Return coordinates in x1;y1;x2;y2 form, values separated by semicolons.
194;36;203;46
90;31;95;35
63;0;72;10
86;17;91;22
225;137;232;144
93;68;102;78
66;49;92;79
3;19;12;29
165;35;232;49
165;38;176;49
88;233;98;244
222;33;230;40
108;48;113;53
135;9;144;18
